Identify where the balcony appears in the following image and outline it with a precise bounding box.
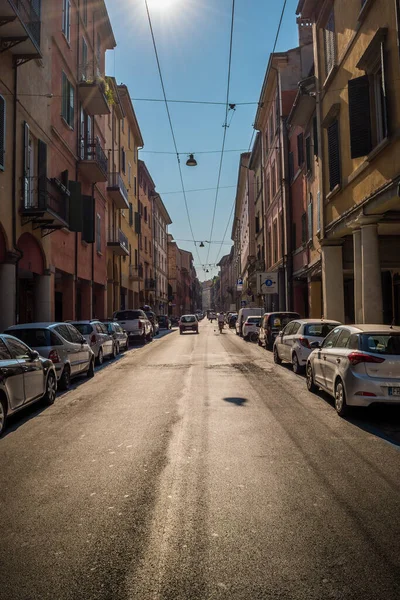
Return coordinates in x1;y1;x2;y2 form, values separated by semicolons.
77;62;111;115
129;265;143;281
107;228;129;256
21;176;69;230
145;278;156;291
107;172;129;209
79;138;108;183
0;0;41;62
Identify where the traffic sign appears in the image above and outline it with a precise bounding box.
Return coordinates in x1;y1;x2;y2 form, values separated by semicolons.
257;272;278;295
236;277;243;292
241;300;247;307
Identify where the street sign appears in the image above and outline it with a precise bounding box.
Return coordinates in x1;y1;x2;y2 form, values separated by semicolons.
241;300;247;307
257;272;278;295
236;277;243;292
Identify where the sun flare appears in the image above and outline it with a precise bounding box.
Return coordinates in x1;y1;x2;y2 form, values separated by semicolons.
147;0;177;12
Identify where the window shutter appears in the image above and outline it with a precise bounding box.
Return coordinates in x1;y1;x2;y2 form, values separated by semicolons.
380;41;388;139
129;203;133;226
327;119;341;190
288;151;294;182
305;136;311;172
313;115;318;157
135;211;141;234
0;96;5;170
82;195;95;243
348;75;372;158
297;133;304;166
307;195;313;242
23;121;30;207
37;140;47;209
324;10;335;75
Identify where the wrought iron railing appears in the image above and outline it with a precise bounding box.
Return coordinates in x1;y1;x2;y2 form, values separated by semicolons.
80;138;108;176
13;0;41;48
145;278;156;290
22;176;68;223
108;228;128;252
108;172;128;203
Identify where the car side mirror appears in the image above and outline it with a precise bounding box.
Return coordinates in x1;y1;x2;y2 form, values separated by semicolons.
80;337;86;344
30;350;40;360
279;330;283;336
310;341;321;349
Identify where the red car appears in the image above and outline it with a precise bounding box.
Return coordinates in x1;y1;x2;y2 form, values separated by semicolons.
179;315;199;335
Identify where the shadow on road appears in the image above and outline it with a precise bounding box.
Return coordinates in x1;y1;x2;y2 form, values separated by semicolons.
224;397;247;407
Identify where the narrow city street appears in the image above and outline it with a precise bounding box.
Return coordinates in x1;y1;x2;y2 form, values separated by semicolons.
1;319;400;600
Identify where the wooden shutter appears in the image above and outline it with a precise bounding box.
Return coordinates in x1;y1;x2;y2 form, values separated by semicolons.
129;203;133;226
135;211;141;234
324;10;335;75
23;121;30;207
37;140;47;209
327;119;341;191
0;96;5;170
348;75;372;158
82;195;95;243
305;136;311;172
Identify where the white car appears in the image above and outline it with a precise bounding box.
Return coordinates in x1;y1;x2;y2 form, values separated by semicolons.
273;319;341;374
70;320;115;365
242;316;262;341
306;324;400;416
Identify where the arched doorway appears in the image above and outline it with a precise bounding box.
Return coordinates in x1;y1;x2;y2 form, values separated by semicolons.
17;233;46;323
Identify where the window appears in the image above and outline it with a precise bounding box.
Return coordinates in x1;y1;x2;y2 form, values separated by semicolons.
307;194;313;242
134;249;138;267
96;32;101;64
67;324;84;344
0;339;11;360
256;176;260;195
81;38;88;80
83;0;88;26
255;213;260;234
336;329;352;348
128;162;131;186
361;334;400;355
5;338;31;360
128;126;131;149
271;162;276;197
96;213;101;253
327;119;341;190
121;147;126;174
129;203;133;226
121;118;125;133
144;236;147;252
144;206;148;222
288;151;294;182
0;95;5;171
305;136;311;173
283;323;295;336
324;9;336;76
273;221;278;264
62;0;71;42
297;133;304;166
265;129;269;155
62;72;74;128
321;327;342;349
304;323;338;338
291;322;301;335
269;114;274;145
266;175;270;205
134;176;137;197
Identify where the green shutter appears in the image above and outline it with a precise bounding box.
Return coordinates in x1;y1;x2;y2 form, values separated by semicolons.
37;140;47;209
348;75;372;158
82;195;95;243
327;119;341;191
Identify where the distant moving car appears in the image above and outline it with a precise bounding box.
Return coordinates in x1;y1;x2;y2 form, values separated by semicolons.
113;310;153;343
228;314;238;329
103;321;129;353
242;316;262;341
6;322;94;390
158;315;172;330
0;334;58;436
273;319;341;373
258;312;300;350
70;320;115;365
306;324;400;416
236;308;264;336
179;315;199;334
170;316;179;327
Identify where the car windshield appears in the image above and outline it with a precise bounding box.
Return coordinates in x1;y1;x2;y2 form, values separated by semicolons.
360;334;400;355
7;328;53;347
72;324;93;335
304;323;338;337
247;317;261;324
114;311;144;320
269;314;299;328
181;316;196;323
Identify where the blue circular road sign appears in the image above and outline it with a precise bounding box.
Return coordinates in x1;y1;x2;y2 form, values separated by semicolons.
265;279;273;287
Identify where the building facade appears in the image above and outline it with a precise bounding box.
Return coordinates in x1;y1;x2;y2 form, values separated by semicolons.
138;160;155;307
153;194;171;315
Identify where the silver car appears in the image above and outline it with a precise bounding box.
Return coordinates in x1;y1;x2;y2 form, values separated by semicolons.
7;323;95;391
70;321;115;364
306;324;400;416
0;334;57;436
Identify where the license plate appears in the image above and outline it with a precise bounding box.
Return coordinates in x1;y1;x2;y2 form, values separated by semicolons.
389;387;400;396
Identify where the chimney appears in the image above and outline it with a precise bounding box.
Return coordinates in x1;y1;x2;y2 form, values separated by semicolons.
297;17;313;47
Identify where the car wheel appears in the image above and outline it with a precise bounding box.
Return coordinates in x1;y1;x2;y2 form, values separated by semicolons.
273;346;282;365
141;332;146;344
335;379;349;417
306;363;317;393
59;364;71;390
116;342;120;355
0;396;7;437
292;352;303;374
96;348;104;366
111;343;117;359
179;330;183;335
258;338;262;346
146;332;153;342
43;372;56;405
87;358;95;378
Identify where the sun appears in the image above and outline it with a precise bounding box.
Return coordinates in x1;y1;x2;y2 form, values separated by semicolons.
147;0;177;11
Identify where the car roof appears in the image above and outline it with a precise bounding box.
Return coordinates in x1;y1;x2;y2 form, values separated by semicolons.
294;319;342;324
7;322;65;329
69;320;100;324
346;324;400;333
181;314;196;317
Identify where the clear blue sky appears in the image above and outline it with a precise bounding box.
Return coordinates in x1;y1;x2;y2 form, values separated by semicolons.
105;0;299;281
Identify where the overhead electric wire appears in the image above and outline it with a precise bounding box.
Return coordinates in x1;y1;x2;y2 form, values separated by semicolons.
144;0;205;275
131;97;258;106
215;199;236;264
140;148;247;155
215;0;289;268
205;0;236;267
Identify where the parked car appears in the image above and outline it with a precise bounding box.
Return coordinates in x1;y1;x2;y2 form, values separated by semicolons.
70;320;115;365
242;316;262;341
145;311;159;336
179;315;199;334
158;315;172;330
170;316;179;327
0;334;58;436
306;324;400;416
103;321;129;353
6;323;94;390
236;308;264;336
258;312;301;350
273;319;341;373
113;309;153;343
228;314;238;329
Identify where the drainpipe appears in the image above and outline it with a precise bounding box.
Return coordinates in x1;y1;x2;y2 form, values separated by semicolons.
75;0;80;319
12;62;21;323
91;182;95;318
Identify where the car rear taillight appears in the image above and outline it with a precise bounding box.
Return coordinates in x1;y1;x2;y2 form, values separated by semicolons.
90;334;96;345
138;321;143;329
245;323;252;327
348;352;385;366
355;391;377;397
299;337;310;348
48;350;60;363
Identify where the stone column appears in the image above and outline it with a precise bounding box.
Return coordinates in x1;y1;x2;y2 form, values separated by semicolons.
353;229;363;323
361;223;383;324
62;275;76;321
321;243;345;322
308;279;322;318
80;281;92;320
0;262;16;331
34;270;54;322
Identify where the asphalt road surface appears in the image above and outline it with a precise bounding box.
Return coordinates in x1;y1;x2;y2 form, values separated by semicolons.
1;320;400;600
